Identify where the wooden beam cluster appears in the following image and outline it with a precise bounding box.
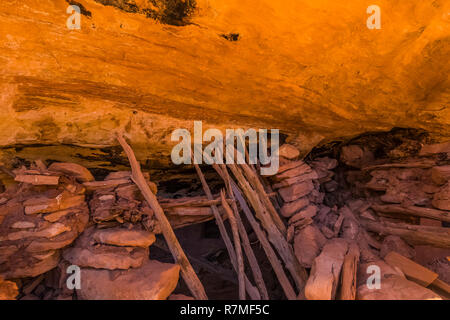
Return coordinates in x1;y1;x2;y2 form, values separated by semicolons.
117;134;208;300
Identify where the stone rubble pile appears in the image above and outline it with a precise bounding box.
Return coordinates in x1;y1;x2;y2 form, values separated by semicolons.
86;171;221;232
86;171;159;232
269;142;450;300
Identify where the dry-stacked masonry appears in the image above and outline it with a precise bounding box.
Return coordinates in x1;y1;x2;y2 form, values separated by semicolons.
0;139;449;300
0;161;219;300
268;141;450;300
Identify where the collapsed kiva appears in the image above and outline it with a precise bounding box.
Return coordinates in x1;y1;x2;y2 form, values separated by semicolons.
171;121;280;175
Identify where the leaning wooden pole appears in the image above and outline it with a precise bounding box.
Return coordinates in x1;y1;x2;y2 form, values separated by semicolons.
338;242;360;300
230;180;298;300
371;204;450;223
228;163;308;292
239;162;287;236
215;163;270;300
220;189;246;300
201;147;269;299
193;162;261;300
361;220;450;248
117;134;208;300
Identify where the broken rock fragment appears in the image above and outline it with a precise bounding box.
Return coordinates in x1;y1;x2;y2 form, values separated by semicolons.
272;171;319;189
11;221;36;229
280;197;310;218
311;157;338;171
279;144;300;160
278;181;314;202
288;205;317;224
419;142;450;156
2;222;71;241
48;162;95;183
24;192;85;215
294;225;327;268
340;145;374;168
431;166;450;186
2;251;61;279
0;277;18;300
380;235;415;259
78;260;180;300
305;238;348;300
432;184;450;211
276;161;311;178
26;228;86;253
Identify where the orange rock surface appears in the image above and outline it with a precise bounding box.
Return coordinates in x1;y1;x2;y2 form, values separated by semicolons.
0;0;449;166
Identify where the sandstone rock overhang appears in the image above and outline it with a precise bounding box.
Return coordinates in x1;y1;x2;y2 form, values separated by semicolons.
0;0;449;167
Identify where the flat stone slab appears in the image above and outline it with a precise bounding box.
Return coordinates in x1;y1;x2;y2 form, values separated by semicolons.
63;243;148;270
79;259;180;300
278;181;314;202
92;228;156;248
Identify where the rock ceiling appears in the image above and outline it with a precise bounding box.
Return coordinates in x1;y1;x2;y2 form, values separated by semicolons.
0;0;449;166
